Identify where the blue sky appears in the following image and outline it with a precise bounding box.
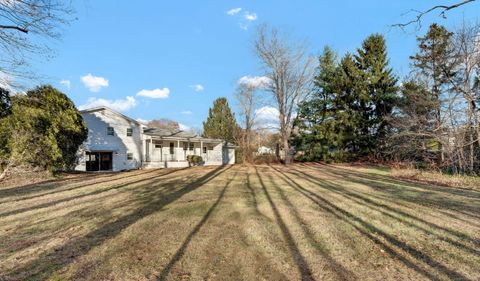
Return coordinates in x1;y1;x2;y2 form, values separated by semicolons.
32;0;480;130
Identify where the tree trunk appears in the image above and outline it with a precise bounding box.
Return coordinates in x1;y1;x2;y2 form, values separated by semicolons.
0;159;13;181
283;137;291;164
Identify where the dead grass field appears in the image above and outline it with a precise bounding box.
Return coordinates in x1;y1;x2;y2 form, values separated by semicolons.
0;163;479;281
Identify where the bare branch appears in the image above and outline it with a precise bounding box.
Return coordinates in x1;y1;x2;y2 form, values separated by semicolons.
0;25;28;33
392;0;476;29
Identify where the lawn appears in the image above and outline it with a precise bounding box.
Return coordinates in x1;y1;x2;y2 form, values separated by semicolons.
0;164;479;281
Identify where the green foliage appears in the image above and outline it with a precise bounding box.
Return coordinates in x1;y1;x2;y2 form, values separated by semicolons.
385;80;438;164
187;155;203;165
1;85;87;171
0;88;12;160
0;87;12;118
410;23;455;101
294;35;398;162
202;97;238;143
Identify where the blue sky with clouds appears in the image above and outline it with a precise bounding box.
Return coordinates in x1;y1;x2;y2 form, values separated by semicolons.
32;1;480;130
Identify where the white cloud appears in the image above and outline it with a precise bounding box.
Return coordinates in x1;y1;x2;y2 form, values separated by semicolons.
0;71;14;90
227;7;242;15
60;79;71;89
81;73;109;92
238;75;272;89
136;118;150;124
255;106;279;129
190;84;204;92
227;7;257;30
136;88;170;99
244;12;257;21
179;123;190;131
181;110;193;115
79;96;137;112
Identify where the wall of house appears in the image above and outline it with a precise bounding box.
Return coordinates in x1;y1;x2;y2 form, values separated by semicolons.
75;110;144;172
223;146;236;165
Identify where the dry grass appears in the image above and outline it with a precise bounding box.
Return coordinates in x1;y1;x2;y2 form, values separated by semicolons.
391;167;480;190
0;164;479;281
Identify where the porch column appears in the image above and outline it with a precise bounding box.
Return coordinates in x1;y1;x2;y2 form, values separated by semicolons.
200;141;203;157
177;140;180;161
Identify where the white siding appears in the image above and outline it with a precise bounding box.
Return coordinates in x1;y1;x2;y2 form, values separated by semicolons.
75;107;235;171
75;109;144;172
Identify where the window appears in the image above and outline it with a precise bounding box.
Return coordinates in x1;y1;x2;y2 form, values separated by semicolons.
155;144;162;149
183;142;188;151
169;142;174;154
127;128;133;136
107;126;114;136
189;142;194;151
127;153;133;160
203;147;207;153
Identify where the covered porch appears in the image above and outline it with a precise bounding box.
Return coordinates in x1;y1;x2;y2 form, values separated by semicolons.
144;137;223;167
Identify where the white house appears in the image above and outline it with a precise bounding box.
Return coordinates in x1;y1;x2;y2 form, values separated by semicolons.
75;106;235;172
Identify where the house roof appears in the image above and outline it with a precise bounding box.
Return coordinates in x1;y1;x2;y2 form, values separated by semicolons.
143;128;224;143
80;106;143;126
80;106;229;144
143;128;198;138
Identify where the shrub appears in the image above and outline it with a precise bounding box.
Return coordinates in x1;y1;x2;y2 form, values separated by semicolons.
187;155;203;166
192;155;203;165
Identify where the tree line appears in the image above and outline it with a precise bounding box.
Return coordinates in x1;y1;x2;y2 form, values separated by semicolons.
202;23;480;174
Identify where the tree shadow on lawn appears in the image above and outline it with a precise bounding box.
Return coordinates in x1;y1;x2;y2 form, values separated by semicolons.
0;168;188;219
287;166;480;252
0;168;164;201
270;165;471;281
4;165;232;281
297;163;480;222
254;166;315;281
0;168;193;256
301;162;480;201
260;169;357;281
157;169;239;280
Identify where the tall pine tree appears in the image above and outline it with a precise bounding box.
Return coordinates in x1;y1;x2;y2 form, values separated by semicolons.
294;34;398;161
202;97;238;143
410;24;456;163
354;34;398;153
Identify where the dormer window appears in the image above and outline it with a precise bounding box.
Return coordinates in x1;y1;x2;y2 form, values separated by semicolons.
127;128;133;136
107;127;115;136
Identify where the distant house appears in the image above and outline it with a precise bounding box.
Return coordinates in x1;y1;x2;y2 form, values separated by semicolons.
75;106;235;172
257;146;274;155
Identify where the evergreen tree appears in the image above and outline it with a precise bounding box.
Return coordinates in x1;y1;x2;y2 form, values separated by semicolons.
386;80;438;164
294;46;340;160
354;34;398;152
0;87;11;118
410;23;456;162
294;34;398;161
0;88;12;161
202;97;238;143
2;85;88;171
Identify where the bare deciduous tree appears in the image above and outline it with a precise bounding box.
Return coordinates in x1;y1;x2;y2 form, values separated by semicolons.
448;22;480;173
254;25;314;164
147;118;180;132
235;80;263;163
0;0;73;87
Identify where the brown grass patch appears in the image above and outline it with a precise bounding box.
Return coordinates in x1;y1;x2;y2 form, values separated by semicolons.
0;164;478;280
